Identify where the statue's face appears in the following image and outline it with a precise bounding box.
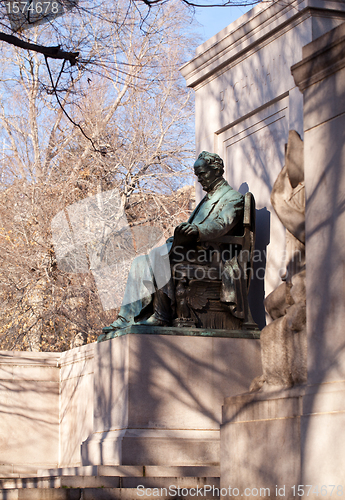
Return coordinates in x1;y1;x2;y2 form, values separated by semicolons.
194;159;220;192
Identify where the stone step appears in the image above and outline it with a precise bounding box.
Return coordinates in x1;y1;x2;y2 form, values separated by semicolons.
37;465;220;478
0;465;221;499
0;491;80;500
0;487;220;500
0;475;220;490
82;488;220;500
0;465;51;478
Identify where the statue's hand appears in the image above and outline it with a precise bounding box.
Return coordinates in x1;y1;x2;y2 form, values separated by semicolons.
176;223;198;237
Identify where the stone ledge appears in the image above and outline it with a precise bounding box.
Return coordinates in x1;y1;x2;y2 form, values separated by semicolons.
222;388;305;425
37;465;220;478
292;20;345;91
222;381;345;424
0;465;56;479
0;475;221;490
58;343;95;367
0;351;60;366
0;488;220;500
224;385;305;406
105;326;260;340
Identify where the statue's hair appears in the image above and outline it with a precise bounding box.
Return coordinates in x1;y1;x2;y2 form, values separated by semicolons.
197;151;224;176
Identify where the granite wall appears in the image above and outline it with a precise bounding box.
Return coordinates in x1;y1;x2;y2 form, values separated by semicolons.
0;344;95;475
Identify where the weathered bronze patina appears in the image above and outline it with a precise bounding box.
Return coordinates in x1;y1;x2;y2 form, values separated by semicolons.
99;151;257;342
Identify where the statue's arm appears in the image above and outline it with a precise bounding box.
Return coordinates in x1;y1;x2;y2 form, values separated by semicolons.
196;197;243;242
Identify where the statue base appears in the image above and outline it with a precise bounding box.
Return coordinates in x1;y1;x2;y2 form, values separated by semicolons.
81;329;261;466
101;324;260;340
220;381;345;498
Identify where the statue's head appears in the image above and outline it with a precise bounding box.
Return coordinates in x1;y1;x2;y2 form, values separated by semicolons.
193;151;224;192
195;151;224;176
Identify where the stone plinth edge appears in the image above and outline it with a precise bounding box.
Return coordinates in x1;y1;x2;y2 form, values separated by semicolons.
102;326;260;340
222;386;305;425
37;465;220;478
0;350;60;366
220;382;345;492
292;21;345;91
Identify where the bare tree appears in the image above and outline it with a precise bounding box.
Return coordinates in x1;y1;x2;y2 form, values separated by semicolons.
0;0;261;62
0;0;196;351
0;0;263;110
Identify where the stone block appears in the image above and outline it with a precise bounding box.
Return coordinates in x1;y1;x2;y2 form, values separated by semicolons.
292;22;345;386
121;436;219;467
37;464;220;478
59;344;95;382
0;352;59;381
59;343;95;467
0;351;60;470
16;491;81;500
221;389;303;499
82;333;261;466
301;382;345;486
144;466;219;477
221;383;345;499
37;465;145;477
302;412;345;487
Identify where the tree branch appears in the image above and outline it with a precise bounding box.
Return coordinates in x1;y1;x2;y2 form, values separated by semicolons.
0;32;79;65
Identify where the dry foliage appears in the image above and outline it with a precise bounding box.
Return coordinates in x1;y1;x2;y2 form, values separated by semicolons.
0;0;197;351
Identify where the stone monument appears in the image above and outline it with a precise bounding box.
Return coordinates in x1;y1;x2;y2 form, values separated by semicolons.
80;152;262;468
4;0;345;487
220;19;345;499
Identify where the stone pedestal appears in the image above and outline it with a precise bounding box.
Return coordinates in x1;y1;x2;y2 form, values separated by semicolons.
220;20;345;500
221;388;302;499
81;332;261;466
221;382;345;499
0;351;60;475
292;20;345;387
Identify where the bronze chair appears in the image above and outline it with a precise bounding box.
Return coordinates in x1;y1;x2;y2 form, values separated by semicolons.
170;192;257;331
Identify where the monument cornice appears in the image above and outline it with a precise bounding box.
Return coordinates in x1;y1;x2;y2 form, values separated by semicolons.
0;350;60;366
180;0;345;90
291;20;345;91
58;341;95;367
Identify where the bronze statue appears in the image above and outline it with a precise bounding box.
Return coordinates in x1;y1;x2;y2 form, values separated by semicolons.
99;151;257;342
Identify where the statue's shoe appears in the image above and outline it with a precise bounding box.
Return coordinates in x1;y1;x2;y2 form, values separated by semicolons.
97;333;107;343
102;316;129;334
137;315;168;327
97;330;122;343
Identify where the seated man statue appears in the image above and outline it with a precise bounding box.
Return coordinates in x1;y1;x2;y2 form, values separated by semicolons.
99;151;254;342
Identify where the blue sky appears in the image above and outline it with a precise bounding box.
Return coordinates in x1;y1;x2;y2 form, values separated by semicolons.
194;4;252;43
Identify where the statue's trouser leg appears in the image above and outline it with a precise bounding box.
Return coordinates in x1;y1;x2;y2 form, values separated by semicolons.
153;288;171;324
117;299;143;324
